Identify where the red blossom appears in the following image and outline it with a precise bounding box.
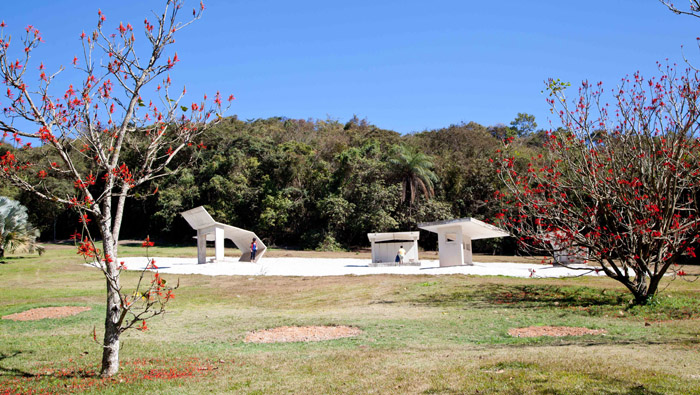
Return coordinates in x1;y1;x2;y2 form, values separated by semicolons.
146;259;158;269
77;237;97;258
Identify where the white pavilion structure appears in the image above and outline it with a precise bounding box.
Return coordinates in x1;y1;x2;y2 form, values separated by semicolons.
367;231;420;266
419;218;509;267
181;206;266;264
543;231;589;265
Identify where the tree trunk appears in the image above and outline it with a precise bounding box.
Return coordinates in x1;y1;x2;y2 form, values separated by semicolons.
625;274;651;305
645;274;663;303
99;218;122;377
110;186;130;257
100;274;121;377
606;273;656;305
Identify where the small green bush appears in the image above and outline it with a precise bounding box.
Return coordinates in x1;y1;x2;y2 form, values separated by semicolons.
315;234;345;252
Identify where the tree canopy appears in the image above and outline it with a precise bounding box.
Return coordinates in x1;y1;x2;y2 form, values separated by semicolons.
3;115;519;253
494;70;700;304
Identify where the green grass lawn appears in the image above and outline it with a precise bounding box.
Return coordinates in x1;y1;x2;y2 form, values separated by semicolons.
1;245;699;394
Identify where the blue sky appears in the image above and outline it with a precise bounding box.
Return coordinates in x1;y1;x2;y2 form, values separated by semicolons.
2;1;699;134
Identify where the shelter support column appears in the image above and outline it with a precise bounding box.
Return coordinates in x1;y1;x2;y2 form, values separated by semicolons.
463;236;473;265
214;226;224;262
197;229;207;264
437;226;464;267
412;239;419;263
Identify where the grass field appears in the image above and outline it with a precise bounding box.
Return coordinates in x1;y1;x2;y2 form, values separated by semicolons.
1;244;699;394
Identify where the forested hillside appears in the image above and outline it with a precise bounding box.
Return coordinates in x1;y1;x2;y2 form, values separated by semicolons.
2;115;543;252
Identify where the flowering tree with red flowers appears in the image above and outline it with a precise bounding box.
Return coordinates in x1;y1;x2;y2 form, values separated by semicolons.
493;66;700;304
0;1;232;376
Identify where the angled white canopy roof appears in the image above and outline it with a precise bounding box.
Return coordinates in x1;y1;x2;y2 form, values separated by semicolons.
181;206;266;262
418;218;509;240
181;206;216;230
367;232;419;243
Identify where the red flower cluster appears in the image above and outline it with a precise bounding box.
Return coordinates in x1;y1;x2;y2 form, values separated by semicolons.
146;259;158;269
77;238;97;258
112;163;135;186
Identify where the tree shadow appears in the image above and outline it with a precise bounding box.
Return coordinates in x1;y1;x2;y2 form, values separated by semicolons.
539;383;665;395
615;385;666;395
413;284;630;310
121;242;148;248
0;350;99;380
484;336;700;350
0;351;33;378
0;256;31;264
486;284;629;308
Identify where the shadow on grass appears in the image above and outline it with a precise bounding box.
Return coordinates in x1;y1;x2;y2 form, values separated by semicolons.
0;357;217;394
412;283;700;321
0;351;33;378
413;284;629;310
474;362;667;395
615;385;666;395
0;256;31;264
493;337;700;349
121;242;153;248
0;351;99;380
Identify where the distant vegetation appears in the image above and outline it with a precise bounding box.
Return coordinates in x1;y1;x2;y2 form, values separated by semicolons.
2;115;545;252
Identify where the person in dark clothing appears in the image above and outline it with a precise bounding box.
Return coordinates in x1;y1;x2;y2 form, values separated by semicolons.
250;238;258;261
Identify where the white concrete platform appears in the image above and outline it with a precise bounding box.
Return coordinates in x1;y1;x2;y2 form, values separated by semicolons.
118;256;604;278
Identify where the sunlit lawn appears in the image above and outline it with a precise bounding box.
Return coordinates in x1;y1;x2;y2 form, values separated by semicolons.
1;244;699;394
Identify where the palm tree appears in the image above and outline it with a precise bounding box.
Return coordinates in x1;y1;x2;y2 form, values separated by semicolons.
0;196;44;258
389;145;438;206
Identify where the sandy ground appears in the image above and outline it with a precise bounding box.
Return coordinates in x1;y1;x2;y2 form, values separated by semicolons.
508;326;607;338
1;306;91;321
118;256;604;278
244;326;363;343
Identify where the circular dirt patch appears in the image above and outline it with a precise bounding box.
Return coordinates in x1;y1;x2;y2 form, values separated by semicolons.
2;306;91;321
244;325;362;343
508;325;606;338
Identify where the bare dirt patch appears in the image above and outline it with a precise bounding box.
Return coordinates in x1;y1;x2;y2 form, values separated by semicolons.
244;325;362;343
2;306;91;321
508;325;606;338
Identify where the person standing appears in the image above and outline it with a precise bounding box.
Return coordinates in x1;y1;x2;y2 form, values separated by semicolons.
250;238;258;261
398;245;406;265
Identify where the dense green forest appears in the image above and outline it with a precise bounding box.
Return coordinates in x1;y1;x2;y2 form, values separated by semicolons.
2;114;545;253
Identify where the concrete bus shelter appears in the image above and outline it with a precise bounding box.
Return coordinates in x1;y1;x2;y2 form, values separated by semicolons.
419;218;509;267
181;206;266;264
367;232;420;266
543;231;589;265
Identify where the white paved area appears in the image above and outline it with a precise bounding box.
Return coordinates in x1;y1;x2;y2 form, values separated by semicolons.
119;256;604;278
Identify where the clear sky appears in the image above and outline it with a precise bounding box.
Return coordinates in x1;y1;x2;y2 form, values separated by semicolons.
2;1;699;134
